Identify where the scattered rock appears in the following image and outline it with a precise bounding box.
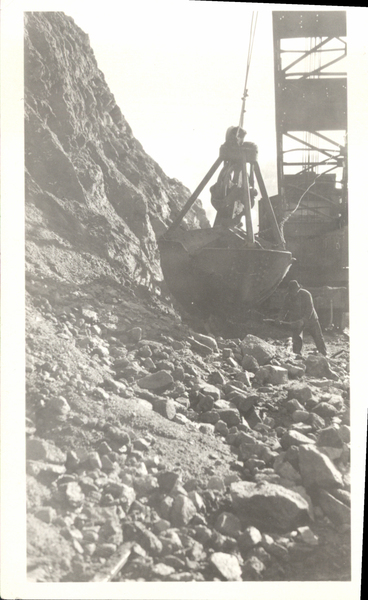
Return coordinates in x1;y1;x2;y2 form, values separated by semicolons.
241;354;260;372
197;383;221;401
305;355;339;380
280;429;316;450
297;525;319;545
48;396;71;416
318;489;350;525
64;482;85;507
240;335;275;366
189;338;213;356
34;506;57;523
287;383;313;404
137;370;174;391
153;398;176;420
298;444;343;489
238;525;262;551
338;425;350;443
200;410;220;424
242;555;266;580
207;476;225;492
254;365;288;386
128;327;143;343
292;409;310;423
150;562;176;577
210;552;242;581
27;438;66;464
317;425;343;448
216;408;241;427
215;512;242;538
312;402;339;418
157;470;180;493
133;524;163;555
281;362;306;379
191;332;219;353
230;480;310;532
170;495;197;526
199;424;215;435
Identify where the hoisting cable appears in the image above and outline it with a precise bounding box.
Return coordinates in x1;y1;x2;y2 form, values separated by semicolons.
238;11;258;133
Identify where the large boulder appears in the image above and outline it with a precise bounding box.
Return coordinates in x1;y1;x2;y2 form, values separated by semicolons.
240;335;275;366
188;338;213;356
318;489;350;525
230;480;310;532
317;425;343;448
137;370;174;391
280;429;316;450
298;444;343;489
191;332;219;353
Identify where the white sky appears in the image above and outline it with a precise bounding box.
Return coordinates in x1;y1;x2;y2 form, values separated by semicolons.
68;1;278;202
24;0;284;220
13;1;368;220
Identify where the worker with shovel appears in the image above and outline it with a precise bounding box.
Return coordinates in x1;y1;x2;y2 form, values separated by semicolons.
276;280;327;356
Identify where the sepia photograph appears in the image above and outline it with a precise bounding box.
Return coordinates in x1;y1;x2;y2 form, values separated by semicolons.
1;1;366;598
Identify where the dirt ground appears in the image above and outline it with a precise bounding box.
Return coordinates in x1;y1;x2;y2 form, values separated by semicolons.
25;269;351;583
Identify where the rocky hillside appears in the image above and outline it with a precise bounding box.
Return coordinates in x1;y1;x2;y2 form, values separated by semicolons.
25;11;352;586
25;11;208;295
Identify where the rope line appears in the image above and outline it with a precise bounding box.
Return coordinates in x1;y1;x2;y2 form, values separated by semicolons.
238;11;258;131
278;165;339;242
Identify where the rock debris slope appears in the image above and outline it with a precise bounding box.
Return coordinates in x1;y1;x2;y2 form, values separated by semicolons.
25;11;351;583
25;11;208;293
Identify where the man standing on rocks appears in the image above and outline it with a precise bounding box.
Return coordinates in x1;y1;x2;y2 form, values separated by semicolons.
277;280;327;356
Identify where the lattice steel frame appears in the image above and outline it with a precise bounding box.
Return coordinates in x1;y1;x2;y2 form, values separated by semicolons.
272;11;347;213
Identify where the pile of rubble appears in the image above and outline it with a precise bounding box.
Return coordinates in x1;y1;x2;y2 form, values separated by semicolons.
26;278;350;582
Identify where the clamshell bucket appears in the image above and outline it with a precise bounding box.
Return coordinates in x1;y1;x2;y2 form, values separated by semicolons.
158;228;292;318
158;137;293;319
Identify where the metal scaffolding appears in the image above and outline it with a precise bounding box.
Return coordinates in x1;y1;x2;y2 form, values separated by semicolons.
260;10;348;288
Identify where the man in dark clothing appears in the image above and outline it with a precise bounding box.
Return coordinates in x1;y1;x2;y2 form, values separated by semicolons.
278;280;327;356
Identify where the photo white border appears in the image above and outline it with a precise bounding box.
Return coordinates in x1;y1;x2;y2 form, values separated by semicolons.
1;2;366;599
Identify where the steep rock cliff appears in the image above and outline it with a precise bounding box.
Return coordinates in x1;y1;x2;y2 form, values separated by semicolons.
25;11;209;293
